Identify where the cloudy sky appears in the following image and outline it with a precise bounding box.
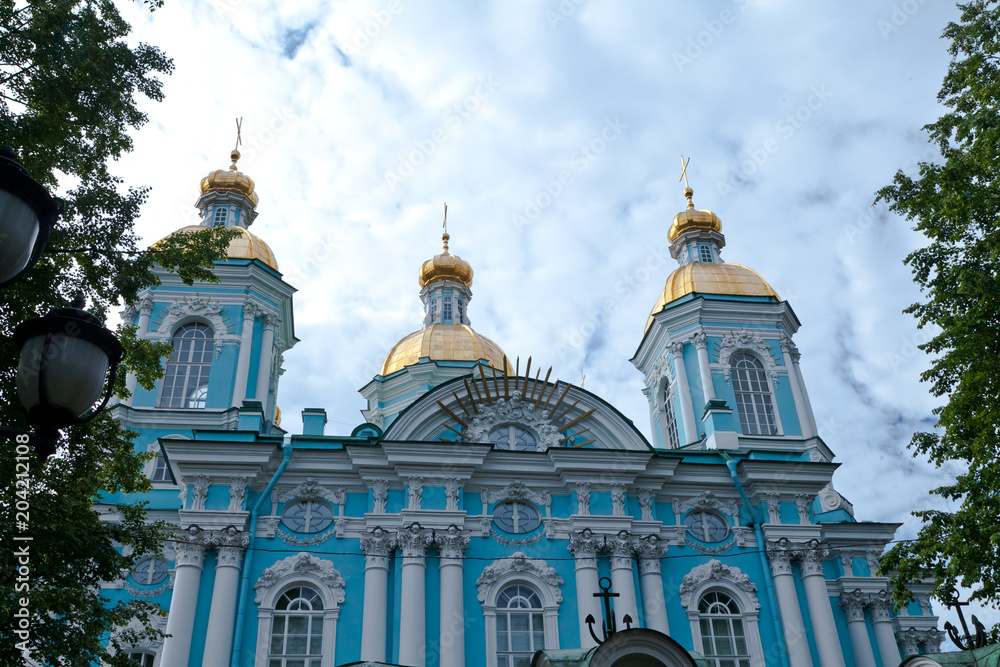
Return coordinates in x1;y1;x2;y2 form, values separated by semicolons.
114;0;987;636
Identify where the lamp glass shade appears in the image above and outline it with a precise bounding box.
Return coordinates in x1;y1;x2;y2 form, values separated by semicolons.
17;334;111;428
0;189;41;284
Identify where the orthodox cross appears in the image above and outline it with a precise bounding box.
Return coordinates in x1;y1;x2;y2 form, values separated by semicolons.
679;155;692;188
442;202;448;236
234;117;243;151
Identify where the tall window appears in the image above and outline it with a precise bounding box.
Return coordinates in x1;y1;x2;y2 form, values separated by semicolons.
159;323;214;409
443;296;453;321
213;207;229;227
663;383;680;449
150;454;171;483
699;245;714;263
430;299;438;324
128;653;155;667
495;585;545;667
730;353;777;435
456;298;464;323
269;587;324;667
699;591;751;667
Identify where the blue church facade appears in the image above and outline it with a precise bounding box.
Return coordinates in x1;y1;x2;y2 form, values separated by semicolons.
99;152;944;667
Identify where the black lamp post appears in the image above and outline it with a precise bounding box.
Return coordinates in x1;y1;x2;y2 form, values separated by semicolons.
0;147;63;288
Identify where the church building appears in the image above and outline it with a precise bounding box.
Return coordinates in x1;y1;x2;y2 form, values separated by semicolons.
101;150;944;667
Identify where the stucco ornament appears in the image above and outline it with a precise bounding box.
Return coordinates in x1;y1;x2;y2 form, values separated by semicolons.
274;478;346;511
482;480;551;512
476;551;563;604
254;552;345;605
675;491;739;521
646;349;674;393
463;391;563;450
679;559;759;610
716;329;779;387
149;297;237;356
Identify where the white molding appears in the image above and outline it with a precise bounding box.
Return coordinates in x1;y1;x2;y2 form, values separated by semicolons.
680;559;765;667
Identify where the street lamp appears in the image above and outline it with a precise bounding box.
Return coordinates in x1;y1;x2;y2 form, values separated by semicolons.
10;296;123;459
0;146;62;287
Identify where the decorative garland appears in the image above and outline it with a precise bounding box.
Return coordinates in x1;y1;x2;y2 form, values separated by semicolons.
491;526;545;547
124;579;171;598
277;526;337;547
686;533;737;555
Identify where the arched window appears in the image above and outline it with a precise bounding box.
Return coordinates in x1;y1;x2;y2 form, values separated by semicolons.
496;584;545;666
489;425;537;451
699;245;714;263
730;353;777;435
127;652;155;667
159;323;213;409
429;299;438;324
268;587;325;667
698;591;752;667
443;296;453;321
149;454;171;483
663;382;680;449
213;207;228;227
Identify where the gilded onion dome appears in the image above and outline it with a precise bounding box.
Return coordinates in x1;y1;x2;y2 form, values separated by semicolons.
645;263;778;332
381;228;508;376
668;186;722;242
201;149;259;207
155;225;279;271
418;233;473;287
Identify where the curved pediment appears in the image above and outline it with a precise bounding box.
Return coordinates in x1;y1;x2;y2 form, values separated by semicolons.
382;366;651;452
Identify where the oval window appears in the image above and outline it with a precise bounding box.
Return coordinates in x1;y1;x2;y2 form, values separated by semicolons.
281;499;335;534
130;556;169;586
684;510;729;543
492;500;542;534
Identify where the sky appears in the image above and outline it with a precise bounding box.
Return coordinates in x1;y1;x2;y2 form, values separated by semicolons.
112;0;990;641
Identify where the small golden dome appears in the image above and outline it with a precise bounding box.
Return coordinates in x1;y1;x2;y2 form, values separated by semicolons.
158;225;279;271
645;262;779;332
667;186;722;242
380;323;509;376
418;233;473;288
200;149;259;208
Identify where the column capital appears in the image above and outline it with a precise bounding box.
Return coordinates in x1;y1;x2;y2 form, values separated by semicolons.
779;331;800;359
568;528;601;569
574;482;591;516
398;523;432;561
606;530;634;570
262;312;280;331
242;298;264;320
228;475;249;512
668;341;686;357
763;493;781;524
173;527;207;568
799;539;829;577
838;549;855;576
766;539;794;577
120;305;138;323
216;545;246;568
138;296;155;316
610;483;627;517
370;479;390;514
866;549;883;576
207;525;250;549
435;524;471;566
866;589;893;622
839;589;867;622
690;331;708;350
634;534;668;575
361;526;396;568
406;477;423;511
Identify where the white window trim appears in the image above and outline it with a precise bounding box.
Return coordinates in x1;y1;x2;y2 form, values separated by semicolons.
476;552;563;667
144;436;187;486
155;322;216;410
679;560;765;667
727;351;783;437
108;615;166;667
253;553;345;667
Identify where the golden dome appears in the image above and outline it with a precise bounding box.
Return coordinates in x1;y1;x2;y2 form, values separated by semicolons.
645;262;779;331
419;233;473;288
380;323;509;376
158;225;279;271
200;149;259;207
668;206;722;242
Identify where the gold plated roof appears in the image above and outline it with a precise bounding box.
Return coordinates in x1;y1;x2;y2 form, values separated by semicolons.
200;149;259;207
380;323;508;376
645;262;779;331
668;206;723;242
159;225;279;271
419;233;473;288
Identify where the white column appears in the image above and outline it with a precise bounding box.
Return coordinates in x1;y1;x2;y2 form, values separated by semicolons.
360;528;395;662
398;524;430;667
799;544;846;667
160;534;206;667
201;543;246;667
869;593;902;667
780;334;814;437
568;530;603;648
786;335;818;436
766;542;814;667
608;531;639;629
436;527;470;667
254;313;277;408
123;299;154;404
691;332;716;401
669;341;699;444
839;591;877;667
635;535;669;634
232;300;260;408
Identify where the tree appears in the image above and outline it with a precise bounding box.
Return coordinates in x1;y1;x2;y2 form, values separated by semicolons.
876;0;1000;630
0;1;237;664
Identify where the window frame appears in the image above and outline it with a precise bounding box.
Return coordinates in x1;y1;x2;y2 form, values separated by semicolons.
267;586;326;667
699;244;714;263
213;207;229;227
494;584;546;666
680;561;765;667
443;296;453;321
662;380;680;449
488;424;538;451
697;590;754;667
684;510;730;544
157;322;215;410
492;500;542;535
729;353;779;436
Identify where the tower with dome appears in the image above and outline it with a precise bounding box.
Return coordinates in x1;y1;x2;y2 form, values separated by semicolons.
99;155;944;667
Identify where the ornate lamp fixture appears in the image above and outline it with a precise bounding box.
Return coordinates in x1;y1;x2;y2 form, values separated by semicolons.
9;296;123;459
0;147;63;287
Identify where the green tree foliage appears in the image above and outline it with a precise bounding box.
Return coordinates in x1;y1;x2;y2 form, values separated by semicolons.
0;1;237;664
877;0;1000;623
